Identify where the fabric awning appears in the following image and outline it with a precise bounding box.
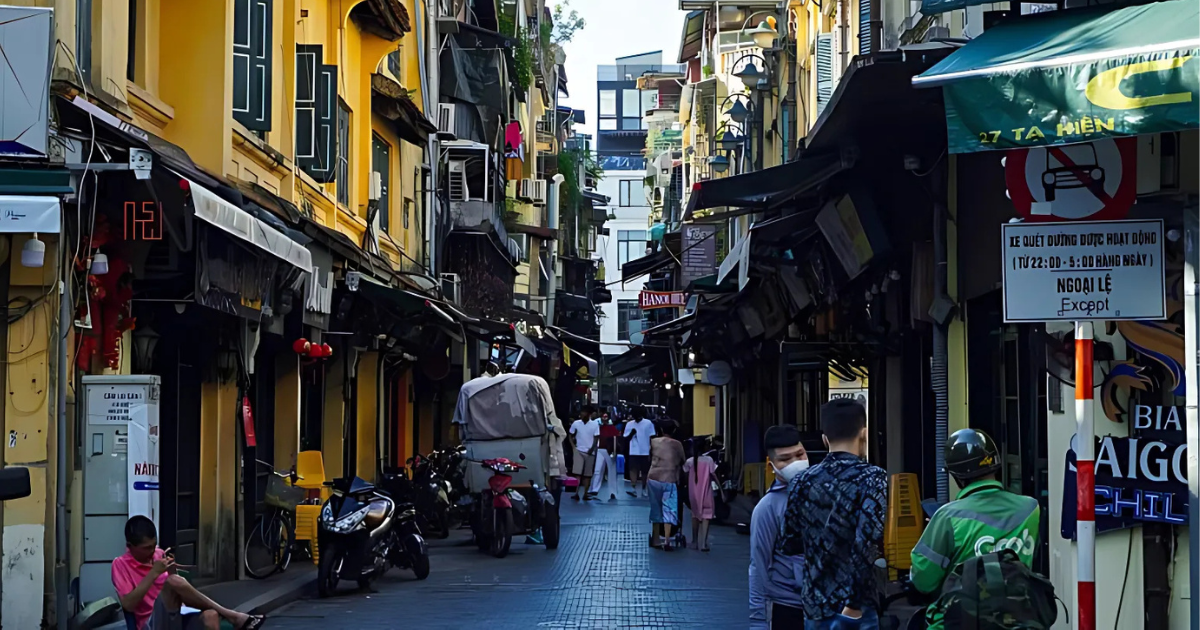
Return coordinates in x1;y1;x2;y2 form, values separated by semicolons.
0;196;60;232
621;249;672;282
913;1;1200;153
183;176;312;272
683;150;851;220
562;343;599;378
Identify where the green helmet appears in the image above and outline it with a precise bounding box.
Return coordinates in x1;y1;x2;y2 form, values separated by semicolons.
945;428;1001;482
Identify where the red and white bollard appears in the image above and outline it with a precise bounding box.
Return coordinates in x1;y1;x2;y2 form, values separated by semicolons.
1075;321;1095;630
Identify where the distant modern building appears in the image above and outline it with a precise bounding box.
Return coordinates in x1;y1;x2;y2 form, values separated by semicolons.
595;52;685;359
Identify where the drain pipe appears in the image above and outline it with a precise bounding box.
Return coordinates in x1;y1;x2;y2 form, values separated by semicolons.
931;165;950;503
54;226;70;629
546;173;565;325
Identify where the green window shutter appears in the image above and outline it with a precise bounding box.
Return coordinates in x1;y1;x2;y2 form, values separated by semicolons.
233;0;273;131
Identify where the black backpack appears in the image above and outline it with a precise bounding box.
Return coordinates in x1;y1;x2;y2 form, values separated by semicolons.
937;549;1059;630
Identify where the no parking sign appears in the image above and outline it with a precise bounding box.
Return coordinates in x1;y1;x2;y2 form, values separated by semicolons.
1004;138;1137;222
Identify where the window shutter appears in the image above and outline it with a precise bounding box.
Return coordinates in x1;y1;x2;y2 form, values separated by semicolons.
233;0;273;131
816;34;834;115
296;44;337;183
858;0;873;55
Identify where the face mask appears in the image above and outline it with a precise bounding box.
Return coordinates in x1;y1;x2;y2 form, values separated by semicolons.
773;459;809;483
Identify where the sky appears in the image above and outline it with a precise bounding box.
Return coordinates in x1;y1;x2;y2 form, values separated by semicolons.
556;0;690;140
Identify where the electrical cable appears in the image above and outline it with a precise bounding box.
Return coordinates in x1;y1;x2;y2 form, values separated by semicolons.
1113;527;1134;628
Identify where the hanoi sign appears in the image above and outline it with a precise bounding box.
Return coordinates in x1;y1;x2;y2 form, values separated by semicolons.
639;291;687;310
1001;219;1165;322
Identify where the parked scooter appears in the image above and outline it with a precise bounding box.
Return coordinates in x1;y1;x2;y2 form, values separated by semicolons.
471;457;559;558
317;476;430;597
380;455;453;539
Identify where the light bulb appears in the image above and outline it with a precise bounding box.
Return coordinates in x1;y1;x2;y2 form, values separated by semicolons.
665;383;672;390
21;234;44;268
91;251;109;275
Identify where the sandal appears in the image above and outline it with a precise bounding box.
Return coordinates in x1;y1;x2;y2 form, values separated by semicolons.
239;615;266;630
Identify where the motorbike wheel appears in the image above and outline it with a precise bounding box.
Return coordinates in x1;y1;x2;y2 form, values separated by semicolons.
317;541;343;598
542;501;560;550
411;549;431;580
490;508;513;558
434;504;451;540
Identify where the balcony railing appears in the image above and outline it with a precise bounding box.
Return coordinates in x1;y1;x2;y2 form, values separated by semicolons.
450;199;510;246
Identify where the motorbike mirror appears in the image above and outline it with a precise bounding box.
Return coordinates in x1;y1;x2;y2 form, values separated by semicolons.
0;467;31;501
519;453;526;461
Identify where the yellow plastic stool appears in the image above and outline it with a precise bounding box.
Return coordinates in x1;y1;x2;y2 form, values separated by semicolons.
293;451;328;564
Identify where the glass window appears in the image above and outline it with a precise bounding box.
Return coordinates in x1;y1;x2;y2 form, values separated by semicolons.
622;89;640;117
618;181;646;207
599;90;617;116
617;230;648;267
599;118;617;130
513;234;530;262
617;300;643;341
622;118;641;130
372;134;389;233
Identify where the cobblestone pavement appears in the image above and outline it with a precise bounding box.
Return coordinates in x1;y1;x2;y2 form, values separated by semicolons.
268;491;750;629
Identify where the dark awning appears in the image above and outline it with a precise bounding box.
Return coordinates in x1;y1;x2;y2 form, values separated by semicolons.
622;249;672;282
301;218;397;282
642;312;696;339
464;317;538;356
806;50;952;154
683;149;852;220
678;10;705;63
605;345;670;378
913;2;1200;153
352;273;453;322
582;190;609;204
371;73;438;147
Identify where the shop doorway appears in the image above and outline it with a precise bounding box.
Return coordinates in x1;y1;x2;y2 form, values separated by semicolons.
157;343;202;569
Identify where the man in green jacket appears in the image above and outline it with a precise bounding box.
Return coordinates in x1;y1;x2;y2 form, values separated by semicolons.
910;429;1041;629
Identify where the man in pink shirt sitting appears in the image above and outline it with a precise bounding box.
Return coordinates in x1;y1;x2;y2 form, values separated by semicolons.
112;516;265;630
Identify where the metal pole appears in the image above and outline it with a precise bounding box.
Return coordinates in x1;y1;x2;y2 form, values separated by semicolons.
1183;208;1199;630
1074;321;1095;630
54;222;70;629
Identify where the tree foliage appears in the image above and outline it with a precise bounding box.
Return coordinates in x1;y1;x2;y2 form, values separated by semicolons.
551;2;586;45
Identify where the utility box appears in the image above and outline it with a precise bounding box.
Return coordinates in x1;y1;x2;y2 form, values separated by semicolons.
79;375;161;605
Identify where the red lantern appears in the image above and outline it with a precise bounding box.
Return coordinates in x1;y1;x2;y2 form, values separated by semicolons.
307;344;324;358
292;338;311;354
321;343;333;359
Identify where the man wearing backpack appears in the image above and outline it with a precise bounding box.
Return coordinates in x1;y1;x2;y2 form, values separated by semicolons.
910;428;1052;630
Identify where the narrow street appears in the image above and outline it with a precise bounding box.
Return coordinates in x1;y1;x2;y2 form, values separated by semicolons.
268;496;748;629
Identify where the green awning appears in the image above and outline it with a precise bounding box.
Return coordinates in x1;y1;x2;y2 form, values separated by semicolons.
914;1;1200;153
0;168;73;195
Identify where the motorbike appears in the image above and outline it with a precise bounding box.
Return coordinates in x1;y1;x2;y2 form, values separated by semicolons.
380;455;453;539
317;476;430;597
471;457;559;558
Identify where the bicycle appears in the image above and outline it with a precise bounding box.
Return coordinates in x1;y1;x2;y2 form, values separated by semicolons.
243;459;306;579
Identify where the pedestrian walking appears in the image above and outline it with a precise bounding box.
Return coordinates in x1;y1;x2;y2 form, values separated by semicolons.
588;413;621;501
623;406;656;497
647;421;686;551
682;438;718;552
779;398;886;629
569;404;601;501
749;425;809;629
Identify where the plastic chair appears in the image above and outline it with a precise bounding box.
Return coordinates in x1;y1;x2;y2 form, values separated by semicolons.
294;451;327;490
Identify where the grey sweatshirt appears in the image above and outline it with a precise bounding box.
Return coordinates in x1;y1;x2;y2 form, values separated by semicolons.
749;480;804;628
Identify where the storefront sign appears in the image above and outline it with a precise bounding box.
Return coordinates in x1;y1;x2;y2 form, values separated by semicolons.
817;195;874;280
681;224;717;286
639;291;687;310
1001;219;1165;322
1061;405;1189;538
931;50;1199;154
124;201;164;240
1004;139;1136;222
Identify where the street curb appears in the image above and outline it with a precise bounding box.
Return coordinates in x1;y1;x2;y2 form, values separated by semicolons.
223;572;316;616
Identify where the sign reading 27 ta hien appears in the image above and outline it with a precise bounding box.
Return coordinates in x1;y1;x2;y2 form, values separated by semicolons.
913;1;1199;153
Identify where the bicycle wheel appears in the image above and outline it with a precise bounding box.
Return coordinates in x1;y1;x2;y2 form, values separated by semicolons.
244;511;292;579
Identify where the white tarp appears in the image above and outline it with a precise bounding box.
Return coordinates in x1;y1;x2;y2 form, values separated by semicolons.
184;177;313;273
0;195;59;232
453;373;557;441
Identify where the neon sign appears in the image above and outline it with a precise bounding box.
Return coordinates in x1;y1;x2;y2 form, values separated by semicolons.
124;201;163;240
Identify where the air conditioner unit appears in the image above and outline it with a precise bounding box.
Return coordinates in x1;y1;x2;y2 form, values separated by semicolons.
440;272;461;304
530;179;548;206
517;178;535;201
448;159;468;202
437;104;456;135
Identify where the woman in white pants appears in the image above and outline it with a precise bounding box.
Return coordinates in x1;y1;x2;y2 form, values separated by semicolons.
588;416;621;500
